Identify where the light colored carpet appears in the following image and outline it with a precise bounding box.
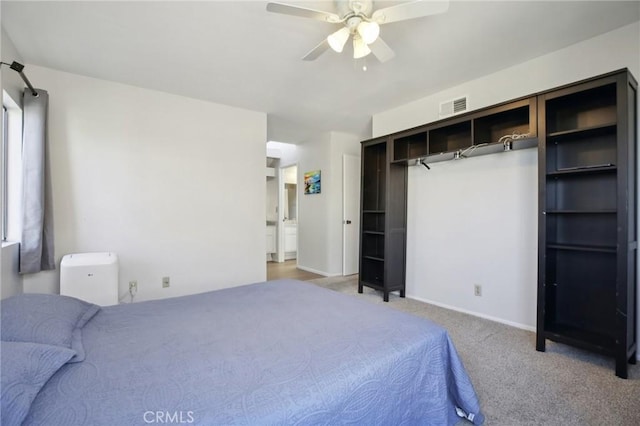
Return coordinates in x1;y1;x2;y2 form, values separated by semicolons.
307;275;640;426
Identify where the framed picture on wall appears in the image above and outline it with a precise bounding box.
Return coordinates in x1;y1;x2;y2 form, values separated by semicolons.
304;170;321;194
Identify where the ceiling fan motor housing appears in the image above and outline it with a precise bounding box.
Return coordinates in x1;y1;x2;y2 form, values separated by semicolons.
337;0;374;19
346;16;363;32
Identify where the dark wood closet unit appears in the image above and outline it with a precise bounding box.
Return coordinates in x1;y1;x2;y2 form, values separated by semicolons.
536;69;638;379
359;137;407;302
359;69;637;378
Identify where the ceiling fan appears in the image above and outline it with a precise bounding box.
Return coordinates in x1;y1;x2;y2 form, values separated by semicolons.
266;0;449;62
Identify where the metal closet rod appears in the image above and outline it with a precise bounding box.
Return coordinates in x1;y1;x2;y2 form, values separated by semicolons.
1;61;38;96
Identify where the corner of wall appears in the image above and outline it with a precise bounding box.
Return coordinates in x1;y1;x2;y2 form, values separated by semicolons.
1;26;26;105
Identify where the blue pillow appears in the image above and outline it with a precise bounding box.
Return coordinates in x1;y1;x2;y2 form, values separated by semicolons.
0;293;100;362
0;341;76;425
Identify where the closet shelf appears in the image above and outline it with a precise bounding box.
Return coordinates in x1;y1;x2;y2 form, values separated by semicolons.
546;164;616;176
546;243;616;253
545;209;616;214
547;122;616;140
363;255;384;262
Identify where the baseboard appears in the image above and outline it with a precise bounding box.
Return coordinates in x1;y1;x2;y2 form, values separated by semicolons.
407;294;536;333
296;265;341;277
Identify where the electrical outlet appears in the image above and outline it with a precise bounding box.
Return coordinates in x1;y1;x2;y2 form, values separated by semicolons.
474;284;482;297
129;281;137;295
162;276;170;288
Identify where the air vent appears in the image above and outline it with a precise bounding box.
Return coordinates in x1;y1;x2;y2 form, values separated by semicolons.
439;96;468;118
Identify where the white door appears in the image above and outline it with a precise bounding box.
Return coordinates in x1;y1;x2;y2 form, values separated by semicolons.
343;154;360;275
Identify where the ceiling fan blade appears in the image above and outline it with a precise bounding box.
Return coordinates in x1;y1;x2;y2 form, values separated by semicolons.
266;2;341;23
372;0;449;25
369;37;395;63
302;39;330;61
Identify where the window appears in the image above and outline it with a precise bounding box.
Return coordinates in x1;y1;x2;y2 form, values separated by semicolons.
2;92;23;243
2;105;8;241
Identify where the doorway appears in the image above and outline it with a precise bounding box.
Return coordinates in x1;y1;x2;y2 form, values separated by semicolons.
279;164;298;262
267;260;323;280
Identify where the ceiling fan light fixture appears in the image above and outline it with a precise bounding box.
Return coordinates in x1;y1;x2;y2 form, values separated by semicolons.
327;27;350;53
267;0;453;62
357;21;380;45
353;35;371;59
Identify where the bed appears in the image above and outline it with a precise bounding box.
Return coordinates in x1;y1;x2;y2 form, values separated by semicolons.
1;279;484;425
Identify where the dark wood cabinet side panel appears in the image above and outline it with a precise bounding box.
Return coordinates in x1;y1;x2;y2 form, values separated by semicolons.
385;163;407;293
620;76;638;357
537;97;549;349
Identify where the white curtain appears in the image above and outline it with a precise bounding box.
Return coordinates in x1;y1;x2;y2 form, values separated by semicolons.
20;89;55;273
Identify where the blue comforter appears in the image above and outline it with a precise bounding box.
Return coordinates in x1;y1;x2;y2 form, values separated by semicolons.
24;279;483;425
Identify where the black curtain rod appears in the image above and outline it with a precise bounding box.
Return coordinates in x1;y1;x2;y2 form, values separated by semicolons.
1;61;38;96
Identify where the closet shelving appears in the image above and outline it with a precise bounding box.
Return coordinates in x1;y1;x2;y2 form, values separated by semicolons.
360;68;637;378
391;97;538;165
361;96;538;302
537;70;637;378
360;138;386;289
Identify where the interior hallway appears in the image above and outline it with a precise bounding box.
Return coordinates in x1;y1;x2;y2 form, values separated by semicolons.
267;260;324;281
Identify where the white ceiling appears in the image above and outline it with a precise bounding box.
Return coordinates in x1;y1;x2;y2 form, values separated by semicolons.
2;1;639;143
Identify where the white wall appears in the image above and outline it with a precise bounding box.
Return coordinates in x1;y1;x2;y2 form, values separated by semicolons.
406;150;538;329
297;131;360;276
373;22;640;331
297;132;331;275
329;132;362;274
21;65;267;301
